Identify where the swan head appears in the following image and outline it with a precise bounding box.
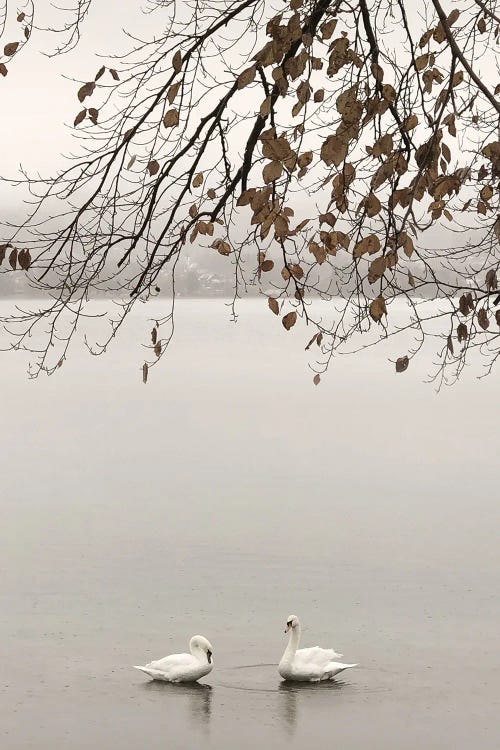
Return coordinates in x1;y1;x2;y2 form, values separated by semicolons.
190;635;214;664
284;615;300;633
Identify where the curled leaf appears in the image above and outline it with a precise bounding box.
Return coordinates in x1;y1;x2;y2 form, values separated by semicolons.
142;363;148;384
167;82;181;105
172;50;182;74
74;109;87;127
88;108;98;125
77;81;95;103
211;239;230;256
305;332;319;350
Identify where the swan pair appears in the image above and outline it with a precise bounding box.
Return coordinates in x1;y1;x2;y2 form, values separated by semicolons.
134;615;357;683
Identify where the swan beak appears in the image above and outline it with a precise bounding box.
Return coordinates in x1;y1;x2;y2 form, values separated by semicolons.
284;624;290;634
207;649;212;664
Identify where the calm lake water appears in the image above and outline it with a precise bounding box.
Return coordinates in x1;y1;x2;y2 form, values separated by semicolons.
1;299;499;749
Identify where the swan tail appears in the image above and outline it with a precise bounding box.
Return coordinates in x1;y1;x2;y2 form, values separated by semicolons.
327;662;358;678
133;666;155;677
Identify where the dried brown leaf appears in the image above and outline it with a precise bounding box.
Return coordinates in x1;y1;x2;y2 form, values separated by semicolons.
365;193;381;217
404;114;418;131
172;51;182;74
477;308;489;330
167;82;181;105
263;160;283;184
163;109;179;128
282;311;297;331
4;42;19;57
305;332;319;350
320;135;347;167
353;234;381;258
369;295;386;322
260;259;274;272
74;109;87;127
368;255;387;284
237;64;257;89
77;81;95;103
268;297;279;315
485;269;498;291
457;322;468;343
147;160;160;176
18;249;31;270
395;356;409;373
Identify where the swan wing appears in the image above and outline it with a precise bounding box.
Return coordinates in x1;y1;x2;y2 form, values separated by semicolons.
134;666;171;680
295;646;343;668
146;653;195;671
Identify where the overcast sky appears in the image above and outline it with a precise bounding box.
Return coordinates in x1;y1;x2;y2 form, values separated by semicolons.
0;2;152;180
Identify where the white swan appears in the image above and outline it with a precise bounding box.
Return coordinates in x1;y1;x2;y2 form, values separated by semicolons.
134;635;214;683
278;615;357;682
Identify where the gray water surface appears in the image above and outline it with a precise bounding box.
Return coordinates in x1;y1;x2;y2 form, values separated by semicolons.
1;300;499;749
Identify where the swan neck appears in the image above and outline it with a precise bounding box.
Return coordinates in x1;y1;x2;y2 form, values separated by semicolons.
285;623;301;659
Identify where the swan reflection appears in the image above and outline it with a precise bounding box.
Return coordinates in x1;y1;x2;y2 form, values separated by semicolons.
278;679;347;737
141;681;213;732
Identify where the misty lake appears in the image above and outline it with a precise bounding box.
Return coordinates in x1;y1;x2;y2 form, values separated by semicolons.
1;299;499;749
